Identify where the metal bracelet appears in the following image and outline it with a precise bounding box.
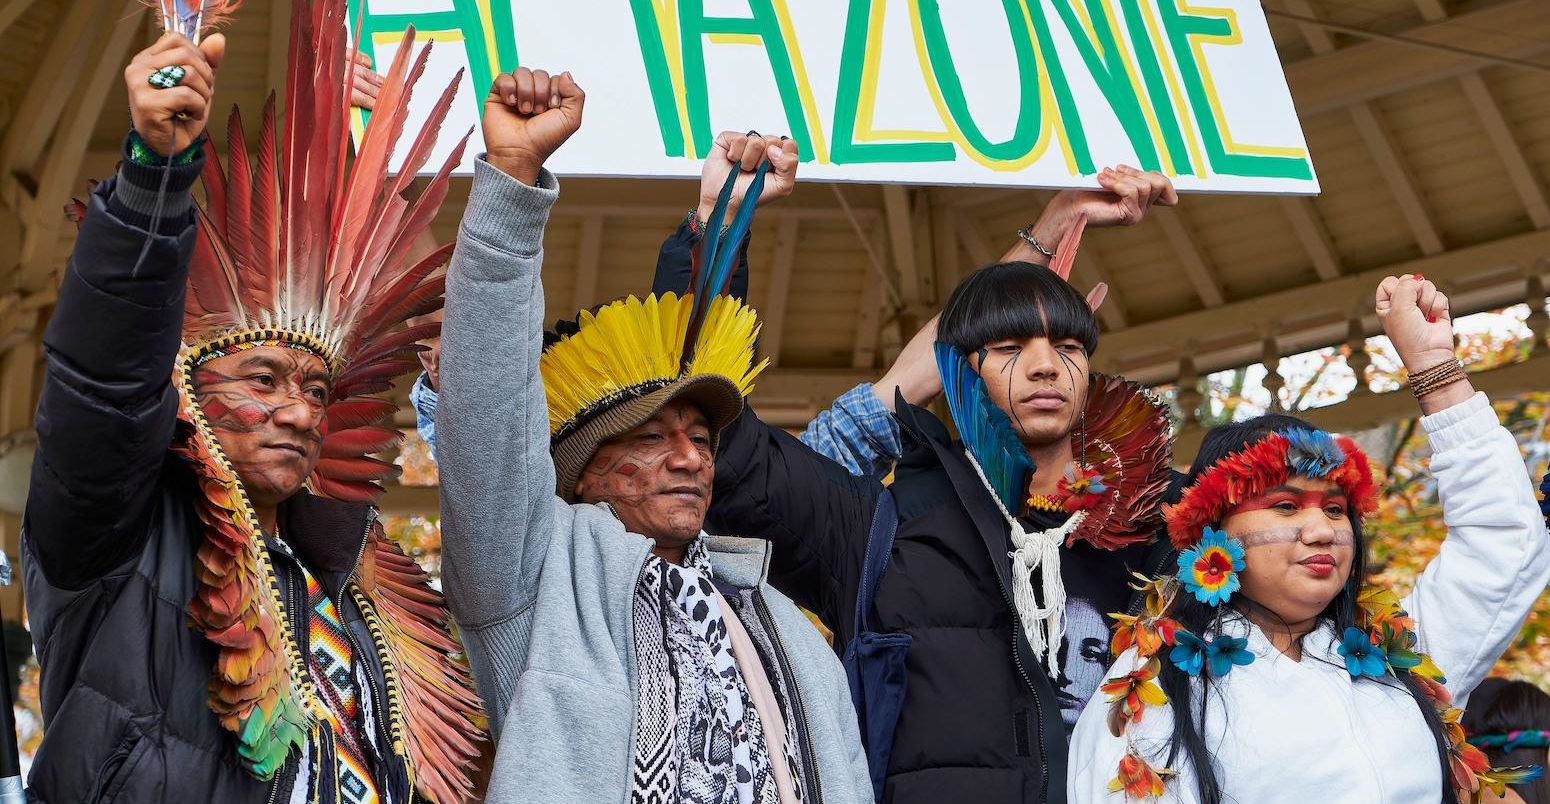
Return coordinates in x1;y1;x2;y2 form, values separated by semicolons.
1016;225;1055;259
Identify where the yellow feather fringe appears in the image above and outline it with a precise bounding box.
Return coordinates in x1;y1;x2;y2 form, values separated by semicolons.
540;293;768;435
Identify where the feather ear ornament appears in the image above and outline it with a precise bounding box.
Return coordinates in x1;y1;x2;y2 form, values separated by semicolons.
934;342;1032;511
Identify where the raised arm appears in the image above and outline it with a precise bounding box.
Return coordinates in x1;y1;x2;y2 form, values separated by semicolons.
436;69;582;675
1371;275;1550;700
652;131;798;301
24;33;224;589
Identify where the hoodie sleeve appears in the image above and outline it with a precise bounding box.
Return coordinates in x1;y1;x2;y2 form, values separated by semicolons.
435;157;563;722
1402;392;1550;703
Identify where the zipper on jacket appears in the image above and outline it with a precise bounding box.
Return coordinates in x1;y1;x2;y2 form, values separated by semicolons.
989;529;1049;802
347;586;403;760
338;513;399;759
753;589;824;804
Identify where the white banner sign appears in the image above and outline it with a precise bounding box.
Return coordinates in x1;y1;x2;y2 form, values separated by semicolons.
348;0;1318;193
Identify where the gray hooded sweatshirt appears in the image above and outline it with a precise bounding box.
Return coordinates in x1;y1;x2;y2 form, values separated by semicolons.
436;157;872;804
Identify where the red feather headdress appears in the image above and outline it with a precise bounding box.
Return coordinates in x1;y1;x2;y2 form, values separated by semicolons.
166;1;485;799
1164;430;1380;548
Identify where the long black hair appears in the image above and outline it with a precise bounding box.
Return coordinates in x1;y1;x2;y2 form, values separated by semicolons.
1462;678;1550;804
1159;414;1460;804
937;261;1099;356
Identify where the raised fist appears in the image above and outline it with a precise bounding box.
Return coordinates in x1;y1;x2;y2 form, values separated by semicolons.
697;131;799;225
1375;274;1455;373
483;68;585;186
126;32;226;157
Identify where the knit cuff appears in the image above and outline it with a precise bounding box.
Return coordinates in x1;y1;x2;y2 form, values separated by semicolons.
461;156;559;258
108;133;205;232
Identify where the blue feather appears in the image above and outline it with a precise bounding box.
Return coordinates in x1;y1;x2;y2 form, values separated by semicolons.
684;158;771;365
1282;427;1345;478
935;342;1032;510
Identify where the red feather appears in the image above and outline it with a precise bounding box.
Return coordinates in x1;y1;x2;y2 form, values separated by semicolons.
345;322;439;372
321;426;402;458
315;455;401;483
323;397;398;432
223;105;256;299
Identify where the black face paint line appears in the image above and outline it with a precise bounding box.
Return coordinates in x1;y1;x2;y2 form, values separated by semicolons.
1005;349;1031;439
1056;349;1084;435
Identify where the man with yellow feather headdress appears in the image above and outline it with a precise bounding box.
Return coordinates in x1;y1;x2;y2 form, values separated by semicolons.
432;67;872;804
22;2;483;801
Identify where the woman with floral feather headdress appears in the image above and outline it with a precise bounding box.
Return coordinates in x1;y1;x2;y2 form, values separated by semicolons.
21;3;485;802
1068;274;1550;804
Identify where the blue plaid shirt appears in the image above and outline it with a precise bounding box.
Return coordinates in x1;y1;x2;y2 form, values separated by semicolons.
411;374;900;481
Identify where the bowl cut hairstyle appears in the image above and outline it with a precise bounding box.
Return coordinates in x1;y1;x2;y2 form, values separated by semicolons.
937;261;1100;357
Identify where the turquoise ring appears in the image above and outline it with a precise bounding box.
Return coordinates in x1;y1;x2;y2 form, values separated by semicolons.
148;65;187;90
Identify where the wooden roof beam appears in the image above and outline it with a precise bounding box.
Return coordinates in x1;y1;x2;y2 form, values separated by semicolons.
0;0;38;38
759;218;799;368
1349;104;1445;256
851;222;887;369
1283;0;1550;117
17;1;143;291
1156;209;1225;307
0;0;112;188
1278;197;1342;280
1076;247;1128;330
953;211;994;268
1094;227;1550;384
1459;74;1550;229
883;185;921;305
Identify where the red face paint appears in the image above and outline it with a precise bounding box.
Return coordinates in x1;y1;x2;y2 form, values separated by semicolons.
1228;487;1347;517
616;463;638;476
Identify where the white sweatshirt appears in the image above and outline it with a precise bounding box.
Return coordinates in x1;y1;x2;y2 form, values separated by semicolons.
1068;393;1550;804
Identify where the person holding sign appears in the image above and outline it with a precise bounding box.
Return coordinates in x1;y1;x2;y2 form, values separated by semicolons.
1068;275;1550;803
432;68;873;804
698;164;1183;804
21;4;485;803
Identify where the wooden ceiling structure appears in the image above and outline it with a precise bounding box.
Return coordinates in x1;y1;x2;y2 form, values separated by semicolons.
0;0;1548;530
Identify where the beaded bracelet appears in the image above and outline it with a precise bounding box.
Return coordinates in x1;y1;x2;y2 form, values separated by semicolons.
128;130;203;167
684;208;734;239
1408;357;1467;400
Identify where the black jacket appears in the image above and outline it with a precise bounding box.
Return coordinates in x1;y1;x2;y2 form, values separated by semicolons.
21;156;411;803
708;397;1174;804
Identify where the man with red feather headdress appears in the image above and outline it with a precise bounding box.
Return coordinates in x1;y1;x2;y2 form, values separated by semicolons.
21;2;484;802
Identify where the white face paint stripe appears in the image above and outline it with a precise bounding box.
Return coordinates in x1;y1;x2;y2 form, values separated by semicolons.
1234;525;1354;548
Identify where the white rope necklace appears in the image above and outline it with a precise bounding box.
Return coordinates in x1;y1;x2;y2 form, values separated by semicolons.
961;450;1085;676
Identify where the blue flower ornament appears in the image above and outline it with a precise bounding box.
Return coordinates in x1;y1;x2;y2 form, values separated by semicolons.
1170;631;1256;677
1337;627;1389;679
1177;527;1246;606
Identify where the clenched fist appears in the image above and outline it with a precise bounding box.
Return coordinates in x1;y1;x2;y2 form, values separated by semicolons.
697;131;799;225
126;32;226;157
1375;273;1455;373
483;68;584;186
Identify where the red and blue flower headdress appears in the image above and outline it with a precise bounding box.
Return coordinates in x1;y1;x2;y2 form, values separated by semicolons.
1164;427;1380;550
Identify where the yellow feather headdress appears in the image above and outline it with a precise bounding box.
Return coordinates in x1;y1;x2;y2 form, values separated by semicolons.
541;291;767;441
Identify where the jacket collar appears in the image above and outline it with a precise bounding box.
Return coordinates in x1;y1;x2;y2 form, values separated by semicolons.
270;491;375;583
702;534;773;589
894;391;1019;596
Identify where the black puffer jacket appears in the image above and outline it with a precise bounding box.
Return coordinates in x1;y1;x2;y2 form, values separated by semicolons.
21;154;410;803
707;398;1174;804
